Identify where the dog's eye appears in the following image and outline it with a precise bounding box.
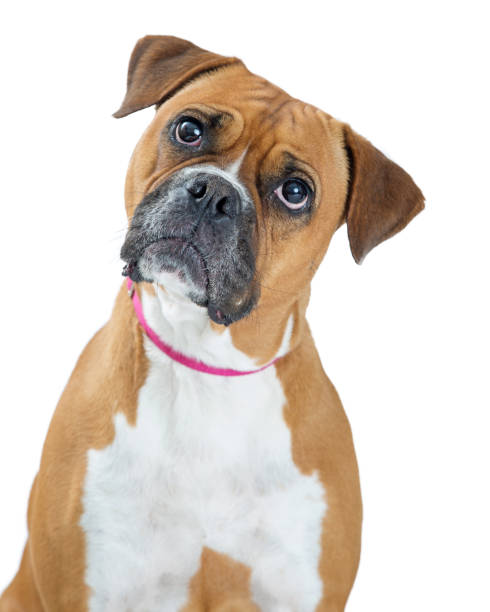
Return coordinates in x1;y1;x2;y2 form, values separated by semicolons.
274;179;309;210
175;118;203;146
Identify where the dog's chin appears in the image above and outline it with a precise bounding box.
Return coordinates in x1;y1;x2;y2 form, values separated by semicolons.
134;239;208;303
123;239;257;326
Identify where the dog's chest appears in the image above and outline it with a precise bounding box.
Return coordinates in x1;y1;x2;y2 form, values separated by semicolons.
80;345;327;612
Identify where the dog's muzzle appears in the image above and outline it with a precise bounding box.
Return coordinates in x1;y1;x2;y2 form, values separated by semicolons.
121;168;258;325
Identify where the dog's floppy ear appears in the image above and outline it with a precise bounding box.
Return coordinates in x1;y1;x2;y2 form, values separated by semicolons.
113;35;240;118
343;124;424;264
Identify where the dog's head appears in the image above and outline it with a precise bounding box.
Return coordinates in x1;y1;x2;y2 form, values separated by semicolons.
118;36;423;329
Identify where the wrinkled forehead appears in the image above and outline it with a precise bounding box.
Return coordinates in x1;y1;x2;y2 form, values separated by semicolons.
151;65;346;175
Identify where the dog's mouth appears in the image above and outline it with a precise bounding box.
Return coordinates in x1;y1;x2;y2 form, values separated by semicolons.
124;236;208;292
121;235;256;326
122;235;212;314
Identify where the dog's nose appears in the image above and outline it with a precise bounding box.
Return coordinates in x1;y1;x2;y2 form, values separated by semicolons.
185;174;241;220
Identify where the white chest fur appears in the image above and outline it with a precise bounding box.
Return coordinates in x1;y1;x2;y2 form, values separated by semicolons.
80;284;327;612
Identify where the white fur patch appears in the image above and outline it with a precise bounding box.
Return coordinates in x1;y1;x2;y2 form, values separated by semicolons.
226;147;248;178
80;289;326;611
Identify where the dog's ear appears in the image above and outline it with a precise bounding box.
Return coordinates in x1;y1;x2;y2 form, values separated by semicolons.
343;124;424;264
113;36;240;118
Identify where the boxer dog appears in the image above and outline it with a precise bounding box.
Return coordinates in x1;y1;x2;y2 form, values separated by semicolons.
1;36;424;612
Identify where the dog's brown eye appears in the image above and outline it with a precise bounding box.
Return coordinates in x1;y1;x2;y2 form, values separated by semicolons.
274;179;309;210
175;119;203;146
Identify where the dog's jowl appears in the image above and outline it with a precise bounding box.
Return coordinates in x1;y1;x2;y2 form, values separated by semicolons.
1;36;424;612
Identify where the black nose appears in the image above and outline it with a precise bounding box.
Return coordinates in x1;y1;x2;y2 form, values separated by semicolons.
185;174;241;220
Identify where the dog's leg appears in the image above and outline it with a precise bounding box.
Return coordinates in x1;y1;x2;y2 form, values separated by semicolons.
0;541;44;612
1;474;44;612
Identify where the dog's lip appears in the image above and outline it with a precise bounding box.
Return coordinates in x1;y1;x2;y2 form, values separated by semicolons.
123;236;206;276
124;234;204;257
134;236;209;289
122;235;254;326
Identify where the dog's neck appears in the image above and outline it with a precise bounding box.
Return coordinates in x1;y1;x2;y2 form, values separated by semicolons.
137;278;298;374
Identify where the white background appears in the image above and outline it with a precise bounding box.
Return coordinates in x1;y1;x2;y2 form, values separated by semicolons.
0;1;489;610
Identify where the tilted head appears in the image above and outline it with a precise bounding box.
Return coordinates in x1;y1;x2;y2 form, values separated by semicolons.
117;36;424;353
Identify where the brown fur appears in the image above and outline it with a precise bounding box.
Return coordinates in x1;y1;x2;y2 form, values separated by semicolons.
113;36;241;118
1;285;149;611
343;125;425;263
182;548;259;612
1;36;423;611
277;330;362;611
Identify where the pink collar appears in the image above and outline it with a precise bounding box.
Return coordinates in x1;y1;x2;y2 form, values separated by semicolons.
126;278;278;376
